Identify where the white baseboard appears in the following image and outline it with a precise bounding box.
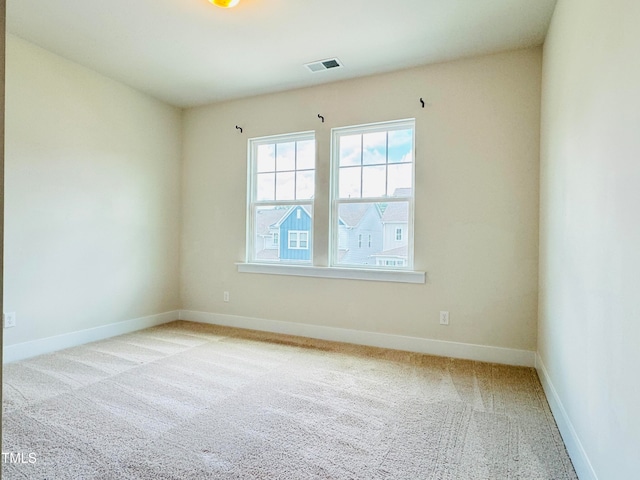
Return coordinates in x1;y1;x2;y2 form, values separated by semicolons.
3;310;179;364
179;310;536;367
536;353;598;480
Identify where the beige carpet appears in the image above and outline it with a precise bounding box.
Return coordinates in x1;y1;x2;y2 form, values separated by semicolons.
2;321;577;479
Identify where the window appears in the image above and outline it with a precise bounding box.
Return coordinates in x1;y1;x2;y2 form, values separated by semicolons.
288;231;309;250
247;132;315;263
243;119;422;282
331;119;415;269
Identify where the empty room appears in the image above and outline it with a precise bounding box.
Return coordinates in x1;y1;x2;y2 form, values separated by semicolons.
1;0;638;479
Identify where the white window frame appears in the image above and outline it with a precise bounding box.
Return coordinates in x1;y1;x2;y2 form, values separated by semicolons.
239;121;425;284
329;119;416;270
246;131;315;264
288;230;309;250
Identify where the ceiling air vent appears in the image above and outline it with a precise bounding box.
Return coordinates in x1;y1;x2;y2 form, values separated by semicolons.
305;58;343;73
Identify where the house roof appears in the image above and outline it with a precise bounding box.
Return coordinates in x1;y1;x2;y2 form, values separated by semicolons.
274;205;312;228
381;203;408;223
392;188;412;197
256;208;288;235
339;203;380;228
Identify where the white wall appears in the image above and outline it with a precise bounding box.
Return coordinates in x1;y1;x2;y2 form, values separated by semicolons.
181;48;541;355
538;0;640;478
3;35;182;346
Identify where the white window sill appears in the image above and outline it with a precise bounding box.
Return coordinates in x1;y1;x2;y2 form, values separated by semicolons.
236;263;426;284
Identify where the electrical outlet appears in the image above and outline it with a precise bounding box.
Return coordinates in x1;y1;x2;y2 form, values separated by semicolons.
223;291;230;302
3;312;17;328
439;311;449;326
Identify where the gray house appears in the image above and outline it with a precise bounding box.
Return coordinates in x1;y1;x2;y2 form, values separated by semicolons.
374;202;409;267
254;208;288;260
337;203;384;266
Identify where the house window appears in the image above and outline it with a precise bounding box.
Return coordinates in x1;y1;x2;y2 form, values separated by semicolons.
247;132;315;263
331;119;415;269
289;231;309;250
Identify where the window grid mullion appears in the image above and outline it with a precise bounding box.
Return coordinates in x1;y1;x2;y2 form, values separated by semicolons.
273;143;278;201
385;131;389;197
359;134;364;198
293;141;298;200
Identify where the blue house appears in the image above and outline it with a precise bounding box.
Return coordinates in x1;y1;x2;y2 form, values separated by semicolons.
276;206;312;261
255;206;312;262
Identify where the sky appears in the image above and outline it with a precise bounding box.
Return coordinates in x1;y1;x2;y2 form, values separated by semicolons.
255;128;413;202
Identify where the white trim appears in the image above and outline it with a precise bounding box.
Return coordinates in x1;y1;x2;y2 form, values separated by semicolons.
536;354;598;480
2;311;179;364
237;262;426;284
179;310;535;367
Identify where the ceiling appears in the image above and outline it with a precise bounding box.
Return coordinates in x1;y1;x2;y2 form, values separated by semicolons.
7;0;558;108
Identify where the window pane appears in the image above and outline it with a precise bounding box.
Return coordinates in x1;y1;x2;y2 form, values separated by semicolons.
296;140;315;170
362;131;387;165
256;173;275;201
276;142;295;171
253;205;312;263
335;201;408;267
257;144;275;172
299;231;308;248
275;171;295;200
362;165;386;197
339;166;361;198
296;170;315;200
388;129;413;163
387;163;412;197
339;134;362;166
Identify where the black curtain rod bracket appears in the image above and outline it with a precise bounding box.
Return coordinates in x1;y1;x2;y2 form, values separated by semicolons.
236;125;243;133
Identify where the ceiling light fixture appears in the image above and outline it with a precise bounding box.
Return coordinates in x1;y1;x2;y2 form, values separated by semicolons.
209;0;240;7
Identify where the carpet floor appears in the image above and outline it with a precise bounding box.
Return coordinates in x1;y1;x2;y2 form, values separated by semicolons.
2;321;577;479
